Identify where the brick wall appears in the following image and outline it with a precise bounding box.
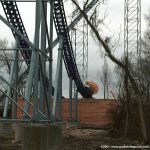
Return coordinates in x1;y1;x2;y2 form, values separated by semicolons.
62;99;117;128
17;97;117;128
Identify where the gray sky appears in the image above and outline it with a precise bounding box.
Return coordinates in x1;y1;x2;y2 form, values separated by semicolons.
0;0;150;98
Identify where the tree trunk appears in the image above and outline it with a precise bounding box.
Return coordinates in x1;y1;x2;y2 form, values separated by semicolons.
137;94;147;142
124;58;130;137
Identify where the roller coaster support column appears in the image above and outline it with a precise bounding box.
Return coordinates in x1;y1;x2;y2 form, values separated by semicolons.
52;35;63;120
23;50;36;117
57;48;63;121
33;0;41;122
3;41;19;118
48;0;54;120
75;90;78;123
12;38;19;119
23;1;41;118
69;77;73;122
40;0;47;115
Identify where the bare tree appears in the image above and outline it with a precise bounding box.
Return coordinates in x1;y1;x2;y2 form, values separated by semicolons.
71;0;147;142
0;38;27;94
0;39;11;74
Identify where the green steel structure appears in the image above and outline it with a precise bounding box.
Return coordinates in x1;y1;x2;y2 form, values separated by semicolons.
0;0;101;122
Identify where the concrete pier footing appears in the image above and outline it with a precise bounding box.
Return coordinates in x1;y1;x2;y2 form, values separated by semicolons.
13;123;62;150
0;122;13;135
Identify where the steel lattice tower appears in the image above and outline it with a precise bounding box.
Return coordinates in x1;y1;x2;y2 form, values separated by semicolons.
124;0;141;63
71;20;88;84
70;20;88;100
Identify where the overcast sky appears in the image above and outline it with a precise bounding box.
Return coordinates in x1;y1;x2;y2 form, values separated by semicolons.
0;0;150;98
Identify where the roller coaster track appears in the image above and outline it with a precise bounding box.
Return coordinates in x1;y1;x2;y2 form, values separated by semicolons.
53;0;92;97
1;1;31;67
1;0;92;98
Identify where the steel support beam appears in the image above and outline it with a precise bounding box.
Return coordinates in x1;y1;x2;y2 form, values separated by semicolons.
74;90;78;123
23;51;35;117
3;46;17;118
32;0;41;122
48;0;54;120
0;89;31;119
69;77;73;122
57;55;63;121
12;38;19;119
40;0;47;115
52;36;63;119
0;75;47;119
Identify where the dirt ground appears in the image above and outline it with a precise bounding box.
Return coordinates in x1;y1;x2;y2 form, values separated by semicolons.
0;125;149;150
59;126;148;150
